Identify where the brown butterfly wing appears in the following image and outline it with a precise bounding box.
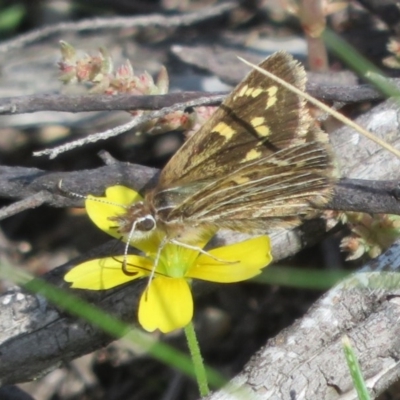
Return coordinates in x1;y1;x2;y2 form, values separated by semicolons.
157;52;312;189
163;128;334;233
150;52;335;233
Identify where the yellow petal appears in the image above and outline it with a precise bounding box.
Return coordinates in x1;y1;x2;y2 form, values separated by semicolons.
105;185;142;206
138;277;193;333
85;185;141;240
188;236;272;283
64;255;151;290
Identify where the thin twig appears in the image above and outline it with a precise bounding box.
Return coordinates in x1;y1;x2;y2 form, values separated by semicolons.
0;2;236;53
33;95;226;159
0;92;227;115
0;192;53;220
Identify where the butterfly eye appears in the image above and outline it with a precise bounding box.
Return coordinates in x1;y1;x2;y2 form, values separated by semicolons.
137;215;156;231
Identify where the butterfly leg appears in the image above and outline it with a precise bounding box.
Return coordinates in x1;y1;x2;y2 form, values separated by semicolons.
143;235;169;298
170;239;238;264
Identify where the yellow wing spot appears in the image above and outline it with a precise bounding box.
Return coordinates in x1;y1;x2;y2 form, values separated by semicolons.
237;84;248;98
250;87;263;98
213;121;236;140
255;125;270;137
251;117;270;137
235;85;262;99
266;85;278;109
245;87;254;96
251;117;265;127
242;149;262;162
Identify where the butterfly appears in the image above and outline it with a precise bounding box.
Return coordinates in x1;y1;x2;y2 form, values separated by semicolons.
112;51;336;248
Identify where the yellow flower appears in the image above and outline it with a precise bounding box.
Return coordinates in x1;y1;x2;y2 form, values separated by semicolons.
65;186;273;333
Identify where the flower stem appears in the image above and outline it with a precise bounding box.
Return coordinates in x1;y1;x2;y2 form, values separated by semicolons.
184;321;209;396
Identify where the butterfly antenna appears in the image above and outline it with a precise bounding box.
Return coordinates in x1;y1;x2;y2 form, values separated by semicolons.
122;219;140;272
58;179;87;200
58;180;129;209
144;236;167;299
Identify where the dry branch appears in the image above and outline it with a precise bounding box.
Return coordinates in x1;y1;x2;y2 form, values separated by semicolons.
0;92;226;115
206;245;400;399
1;164;400;219
0;2;236;54
0;81;395;117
